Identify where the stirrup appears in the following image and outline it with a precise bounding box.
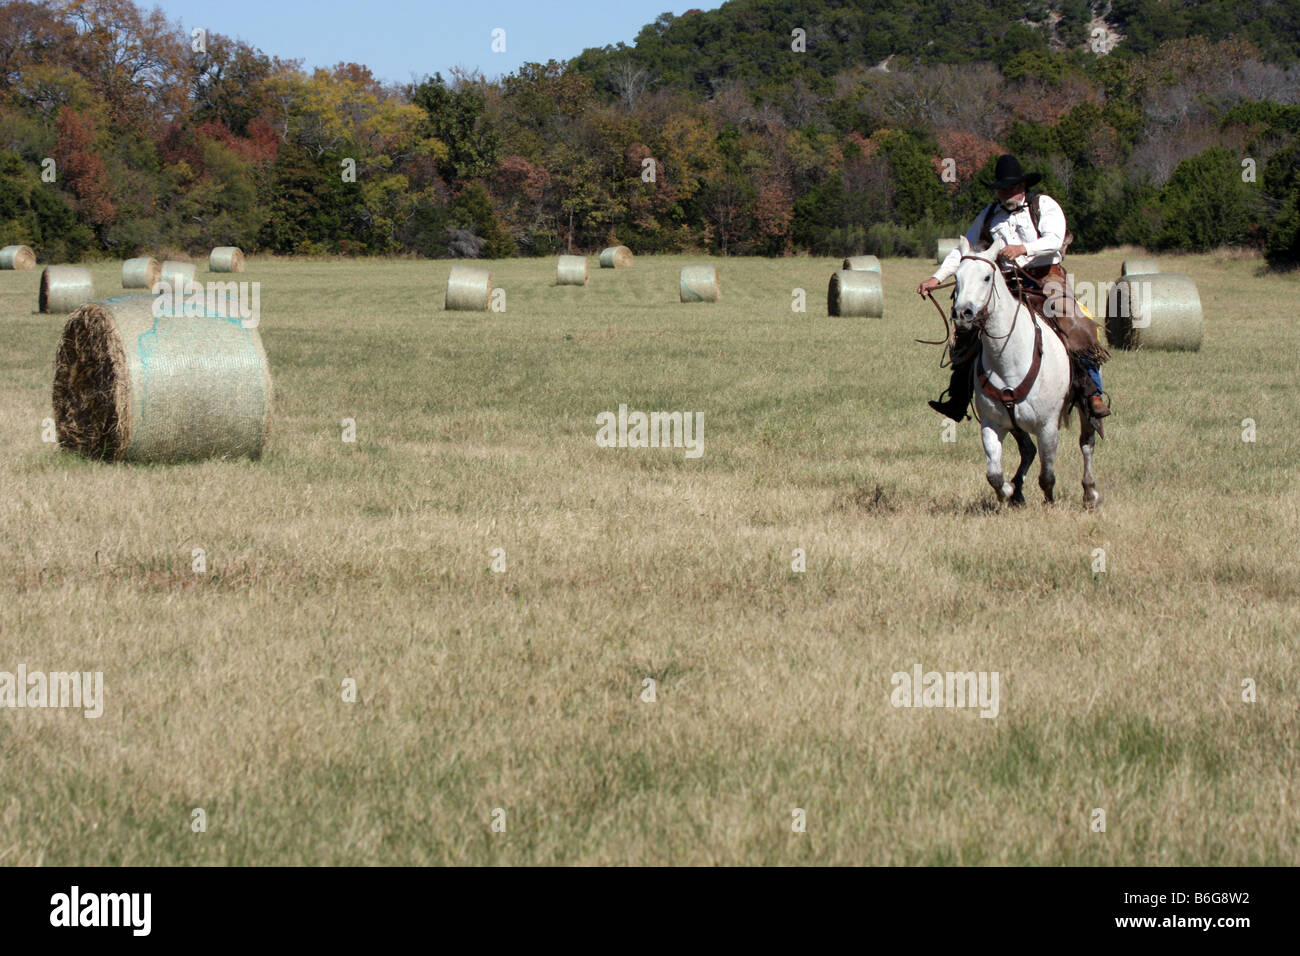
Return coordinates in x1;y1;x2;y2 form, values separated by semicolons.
1083;395;1107;438
928;397;969;422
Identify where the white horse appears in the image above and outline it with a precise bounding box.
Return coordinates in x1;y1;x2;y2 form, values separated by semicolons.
951;236;1100;509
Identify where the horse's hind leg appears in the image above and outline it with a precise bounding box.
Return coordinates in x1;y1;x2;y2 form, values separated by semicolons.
1009;428;1036;506
981;422;1014;503
1079;418;1101;510
1037;417;1059;503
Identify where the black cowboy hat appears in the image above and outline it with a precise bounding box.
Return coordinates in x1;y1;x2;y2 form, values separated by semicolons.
989;154;1042;191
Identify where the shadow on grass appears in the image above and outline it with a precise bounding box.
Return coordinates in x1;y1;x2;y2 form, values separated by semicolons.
832;481;896;514
927;495;999;517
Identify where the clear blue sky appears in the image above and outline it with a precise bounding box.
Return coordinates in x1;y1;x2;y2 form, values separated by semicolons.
150;0;720;84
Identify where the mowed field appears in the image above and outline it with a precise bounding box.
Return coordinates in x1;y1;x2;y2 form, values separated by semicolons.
0;251;1296;865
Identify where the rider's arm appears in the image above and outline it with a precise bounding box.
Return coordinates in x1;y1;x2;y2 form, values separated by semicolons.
931;216;987;282
1022;195;1067;258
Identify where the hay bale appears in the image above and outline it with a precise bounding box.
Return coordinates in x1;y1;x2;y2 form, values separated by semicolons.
828;270;884;318
1105;273;1203;351
0;244;36;270
159;260;197;291
122;257;161;289
936;238;960;263
841;255;881;273
39;266;94;314
599;245;633;268
52;295;272;462
556;254;589;286
209;246;245;273
1121;257;1159;276
679;265;720;303
445;264;492;310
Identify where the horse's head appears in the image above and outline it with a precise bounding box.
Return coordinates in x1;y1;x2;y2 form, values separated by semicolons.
952;235;1007;332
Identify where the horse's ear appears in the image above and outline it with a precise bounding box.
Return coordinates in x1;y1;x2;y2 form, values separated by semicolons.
958;236;970;255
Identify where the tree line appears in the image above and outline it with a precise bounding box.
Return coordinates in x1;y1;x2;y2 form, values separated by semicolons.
1;0;1298;266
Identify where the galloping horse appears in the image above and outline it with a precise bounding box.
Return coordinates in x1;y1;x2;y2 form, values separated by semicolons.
950;236;1101;509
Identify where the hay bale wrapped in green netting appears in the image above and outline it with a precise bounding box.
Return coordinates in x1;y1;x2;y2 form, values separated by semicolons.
679;265;720;302
52;295;272;462
599;245;633;268
0;244;36;270
445;264;492;310
39;266;94;314
121;257;161;289
841;255;881;273
209;246;245;273
1105;273;1202;351
1121;257;1159;276
556;254;589;285
828;269;884;317
936;238;960;263
159;260;197;291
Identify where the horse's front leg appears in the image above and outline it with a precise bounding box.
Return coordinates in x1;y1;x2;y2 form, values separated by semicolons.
1009;428;1037;506
981;421;1013;503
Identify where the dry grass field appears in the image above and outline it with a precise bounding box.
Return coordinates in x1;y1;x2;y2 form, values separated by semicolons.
0;251;1296;865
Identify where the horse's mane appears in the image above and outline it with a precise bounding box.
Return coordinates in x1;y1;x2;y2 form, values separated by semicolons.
968;235;1004;258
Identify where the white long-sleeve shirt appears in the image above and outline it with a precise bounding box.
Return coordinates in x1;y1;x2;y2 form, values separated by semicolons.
932;194;1067;281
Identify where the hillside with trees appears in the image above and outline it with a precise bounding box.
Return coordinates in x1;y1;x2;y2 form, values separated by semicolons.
1;0;1298;265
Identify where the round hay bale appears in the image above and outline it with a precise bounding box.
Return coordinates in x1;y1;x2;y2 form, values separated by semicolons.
209;246;245;273
936;238;960;263
39;266;94;314
52;295;272;462
599;245;633;269
122;257;161;289
445;264;492;310
1121;257;1159;276
159;260;197;291
841;255;881;273
556;254;589;286
679;265;720;303
828;270;884;318
1105;273;1203;351
0;244;36;270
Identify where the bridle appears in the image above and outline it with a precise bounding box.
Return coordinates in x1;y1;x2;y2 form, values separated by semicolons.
956;252;1020;342
920;252;1044;416
918;253;1017;348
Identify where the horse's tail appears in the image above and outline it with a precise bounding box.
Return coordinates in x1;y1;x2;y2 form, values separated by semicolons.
1059;396;1075;429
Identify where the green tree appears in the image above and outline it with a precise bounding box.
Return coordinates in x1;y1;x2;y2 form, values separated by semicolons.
1264;142;1300;266
878;130;947;224
1155;147;1265;251
411;73;500;184
257;147;357;253
449;183;515;258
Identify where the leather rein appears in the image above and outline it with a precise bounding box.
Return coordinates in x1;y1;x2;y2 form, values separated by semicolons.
920;254;1044;414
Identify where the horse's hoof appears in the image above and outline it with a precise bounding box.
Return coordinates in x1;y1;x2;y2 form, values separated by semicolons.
1083;492;1102;511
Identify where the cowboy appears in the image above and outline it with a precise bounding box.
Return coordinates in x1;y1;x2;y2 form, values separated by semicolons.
916;154;1110;423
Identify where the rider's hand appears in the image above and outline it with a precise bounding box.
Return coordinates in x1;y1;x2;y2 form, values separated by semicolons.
916;277;941;296
998;243;1027;261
